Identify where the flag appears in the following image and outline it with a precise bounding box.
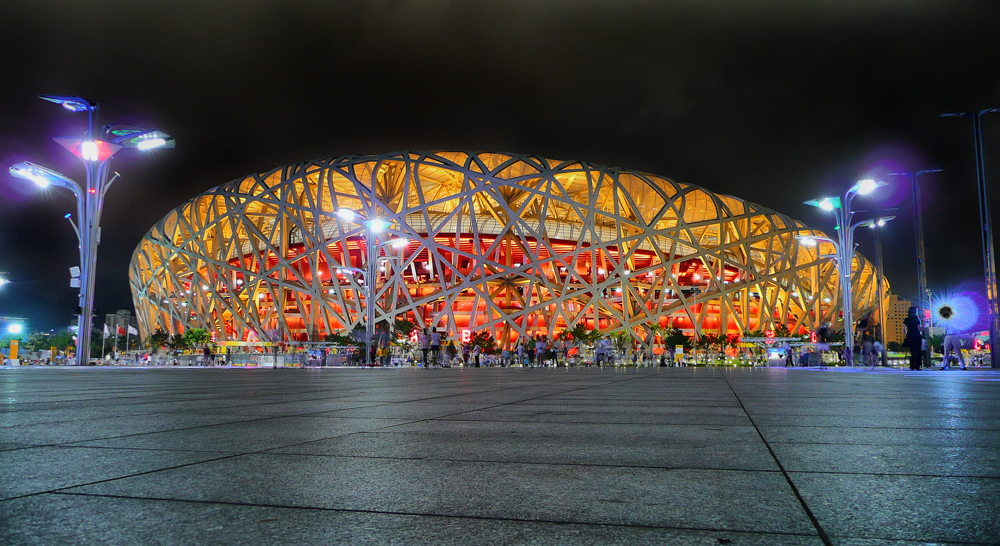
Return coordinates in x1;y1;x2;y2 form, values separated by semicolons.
118;326;126;336
103;324;110;336
127;325;138;336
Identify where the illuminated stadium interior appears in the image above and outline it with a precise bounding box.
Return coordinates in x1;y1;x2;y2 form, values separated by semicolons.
129;151;884;348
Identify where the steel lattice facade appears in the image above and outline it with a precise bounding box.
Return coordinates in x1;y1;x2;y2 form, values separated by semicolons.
129;151;883;346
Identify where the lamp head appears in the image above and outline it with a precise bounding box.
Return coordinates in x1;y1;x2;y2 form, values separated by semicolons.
336;209;357;222
38;94;96;112
104;124;175;149
853;179;880;195
390;238;410;248
803;197;841;211
369;219;387;233
9;161;76;189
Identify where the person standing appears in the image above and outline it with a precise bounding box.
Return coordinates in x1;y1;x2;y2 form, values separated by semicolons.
419;328;430;367
903;306;923;370
430;329;441;367
536;336;548;367
938;307;966;370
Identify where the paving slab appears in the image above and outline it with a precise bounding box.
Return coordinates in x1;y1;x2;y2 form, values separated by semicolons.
0;446;225;500
0;493;825;546
64;453;815;534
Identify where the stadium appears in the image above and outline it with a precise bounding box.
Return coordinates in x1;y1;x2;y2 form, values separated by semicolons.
128;151;883;348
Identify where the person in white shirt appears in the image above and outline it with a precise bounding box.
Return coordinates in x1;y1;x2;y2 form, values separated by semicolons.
938;306;966;370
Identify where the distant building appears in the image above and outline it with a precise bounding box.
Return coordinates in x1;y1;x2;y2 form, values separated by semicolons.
104;310;138;336
884;294;912;345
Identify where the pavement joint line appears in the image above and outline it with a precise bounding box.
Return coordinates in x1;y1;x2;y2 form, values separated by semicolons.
41;490;826;541
718;368;835;546
247;448;785;473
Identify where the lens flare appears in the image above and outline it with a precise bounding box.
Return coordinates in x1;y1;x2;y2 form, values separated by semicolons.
932;291;980;332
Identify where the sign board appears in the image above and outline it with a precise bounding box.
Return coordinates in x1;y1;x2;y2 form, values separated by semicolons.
9;340;18;360
674;345;684;363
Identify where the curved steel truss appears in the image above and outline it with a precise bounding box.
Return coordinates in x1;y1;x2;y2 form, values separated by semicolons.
129;151;883;346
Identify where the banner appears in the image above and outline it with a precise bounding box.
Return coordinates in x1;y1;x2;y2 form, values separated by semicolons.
10;340;18;360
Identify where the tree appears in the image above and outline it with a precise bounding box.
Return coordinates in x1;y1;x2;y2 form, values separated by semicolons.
661;327;692;351
392;318;418;342
609;331;632;358
324;331;362;347
147;328;169;352
470;330;499;355
182;328;211;348
696;332;721;363
167;334;188;351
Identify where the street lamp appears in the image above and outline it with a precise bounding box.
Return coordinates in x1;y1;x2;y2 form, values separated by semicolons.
8;95;173;366
804;179;887;366
941;108;1000;368
887;169;942;338
335;208;409;366
868;212;895;367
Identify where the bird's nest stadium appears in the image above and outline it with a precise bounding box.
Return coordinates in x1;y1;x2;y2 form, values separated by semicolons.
129;151;883;348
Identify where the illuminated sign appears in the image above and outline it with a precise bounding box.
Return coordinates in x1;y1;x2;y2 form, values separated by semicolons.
765;330;774;339
461;329;471;343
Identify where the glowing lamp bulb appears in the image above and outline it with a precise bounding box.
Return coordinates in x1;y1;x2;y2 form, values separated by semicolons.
369;219;387;233
81;141;99;161
856;179;878;195
817;198;835;211
136;138;167;150
8;324;22;334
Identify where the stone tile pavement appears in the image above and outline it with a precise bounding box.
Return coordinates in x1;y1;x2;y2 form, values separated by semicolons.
2;365;998;545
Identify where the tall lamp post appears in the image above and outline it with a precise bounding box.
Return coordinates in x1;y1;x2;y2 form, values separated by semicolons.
335;208;408;367
941;108;1000;368
869;211;895;367
804;179;887;366
9;95;173;366
887;169;942;338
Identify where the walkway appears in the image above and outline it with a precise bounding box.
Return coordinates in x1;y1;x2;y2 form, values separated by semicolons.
2;366;998;545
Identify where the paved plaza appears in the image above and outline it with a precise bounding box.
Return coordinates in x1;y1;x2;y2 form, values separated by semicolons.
1;365;999;545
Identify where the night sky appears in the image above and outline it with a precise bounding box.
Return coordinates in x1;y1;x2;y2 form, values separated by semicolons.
2;1;999;332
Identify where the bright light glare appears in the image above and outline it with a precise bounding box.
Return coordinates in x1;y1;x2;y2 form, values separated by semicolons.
8;324;23;334
856;179;878;195
62;101;88;112
369;219;387;233
798;237;818;246
818;198;835;211
136;138;167;150
10;165;50;187
81;141;99;161
390;238;410;248
336;209;356;222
